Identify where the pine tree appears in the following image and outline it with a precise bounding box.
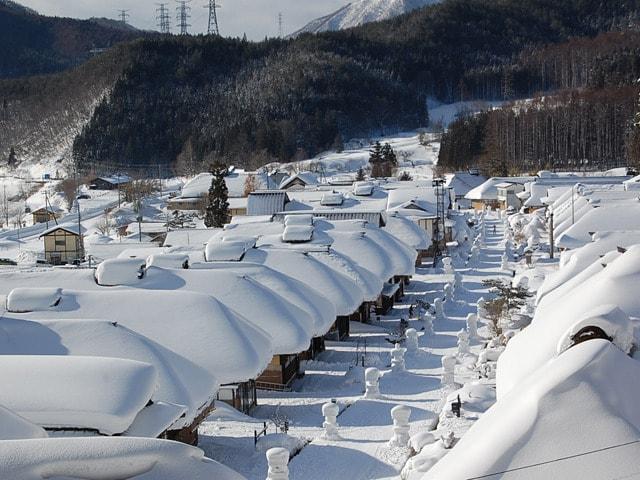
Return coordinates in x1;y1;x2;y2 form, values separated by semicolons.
7;147;17;167
381;143;397;166
204;163;230;228
369;141;383;164
355;167;365;181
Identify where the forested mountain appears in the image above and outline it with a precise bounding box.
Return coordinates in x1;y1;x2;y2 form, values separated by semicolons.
0;1;145;78
291;0;440;36
2;0;640;173
438;30;640;175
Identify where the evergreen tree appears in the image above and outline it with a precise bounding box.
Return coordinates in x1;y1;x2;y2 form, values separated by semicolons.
7;147;16;167
204;163;230;228
381;143;397;166
369;141;383;164
355;167;366;181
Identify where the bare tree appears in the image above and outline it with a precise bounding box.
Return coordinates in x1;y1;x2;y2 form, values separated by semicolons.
56;179;77;211
243;173;258;197
96;211;116;236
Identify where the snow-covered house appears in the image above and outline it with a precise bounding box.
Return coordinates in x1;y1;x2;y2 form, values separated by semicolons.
247;190;290;215
279;172;319;191
0;355;157;436
89;174;131;191
0;317;217;438
39;224;84;265
31;205;63;225
495;182;525;211
465;176;535;210
424;339;640;480
1;285;273;444
0;436;246;480
445;171;487;209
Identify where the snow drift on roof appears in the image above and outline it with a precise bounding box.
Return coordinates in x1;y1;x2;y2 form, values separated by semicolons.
190;261;336;337
0;355;157;435
138;267;314;355
282;225;314;243
498;246;640;398
0;404;48;440
243;248;364;316
0;437;246;480
383;213;431;250
6;287;61;313
6;288;273;385
0;318;217;431
205;241;249;262
94;258;145;287
284;214;314;226
424;340;640;480
146;253;189;270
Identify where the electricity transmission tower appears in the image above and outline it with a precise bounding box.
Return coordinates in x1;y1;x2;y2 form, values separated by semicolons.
176;0;191;35
156;3;171;34
205;0;221;35
278;12;283;38
118;9;130;25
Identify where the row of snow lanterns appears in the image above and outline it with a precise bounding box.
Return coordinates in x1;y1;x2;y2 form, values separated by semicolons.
265;264;482;479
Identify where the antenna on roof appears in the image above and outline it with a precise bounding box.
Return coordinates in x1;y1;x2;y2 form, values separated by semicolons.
118;9;130;25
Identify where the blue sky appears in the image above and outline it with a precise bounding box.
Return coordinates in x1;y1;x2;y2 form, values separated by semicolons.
18;0;346;39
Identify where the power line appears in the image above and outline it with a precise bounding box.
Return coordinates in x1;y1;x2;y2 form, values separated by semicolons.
156;3;171;34
278;12;283;38
117;9;130;25
175;0;191;35
204;0;221;35
466;439;640;480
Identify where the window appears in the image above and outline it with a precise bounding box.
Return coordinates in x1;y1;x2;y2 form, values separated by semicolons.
55;239;66;247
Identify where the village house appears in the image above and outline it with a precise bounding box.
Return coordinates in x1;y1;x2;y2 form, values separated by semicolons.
31;206;63;225
89;174;132;191
39;225;84;265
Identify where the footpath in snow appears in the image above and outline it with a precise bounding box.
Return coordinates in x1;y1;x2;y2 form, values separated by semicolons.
199;212;507;480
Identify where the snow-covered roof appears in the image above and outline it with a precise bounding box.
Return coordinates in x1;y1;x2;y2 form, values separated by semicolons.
0;318;217;431
383;213;431;250
284;214;313;226
4;287;273;385
353;181;374;196
163;229;222;248
465;176;536;201
444;172;487;197
39;223;85;237
191;261;336;337
364;227;417;277
0;437;246;480
205;241;249;262
146;253;189;269
425;339;640;480
247;191;289;216
137;266;314;355
279;172;319;190
320;191;344;206
386;188;438;217
498;245;640;398
92;174;132;185
556;203;640;249
282;225;314;243
32;205;64;214
179;171;267;199
242;248;364;317
95;258;146;286
0;404;48;440
0;355;157;435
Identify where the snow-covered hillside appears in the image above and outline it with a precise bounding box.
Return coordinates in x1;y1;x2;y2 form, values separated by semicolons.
292;0;440;36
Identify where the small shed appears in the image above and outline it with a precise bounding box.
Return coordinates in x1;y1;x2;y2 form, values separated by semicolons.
39;225;84;265
247;191;290;216
32;206;63;225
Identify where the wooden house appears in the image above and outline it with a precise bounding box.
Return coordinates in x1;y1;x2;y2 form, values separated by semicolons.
39;225;84;265
32;206;63;225
89;175;131;191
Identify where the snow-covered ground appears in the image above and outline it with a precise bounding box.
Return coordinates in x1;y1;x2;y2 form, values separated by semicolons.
197;214;508;479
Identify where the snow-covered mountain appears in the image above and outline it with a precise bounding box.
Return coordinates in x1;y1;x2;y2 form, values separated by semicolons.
292;0;440;36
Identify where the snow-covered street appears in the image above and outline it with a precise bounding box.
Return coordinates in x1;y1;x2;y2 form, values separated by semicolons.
199;214;506;479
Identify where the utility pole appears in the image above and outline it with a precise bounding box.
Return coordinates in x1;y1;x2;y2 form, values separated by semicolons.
176;0;191;35
205;0;221;35
549;211;555;259
278;12;283;38
156;3;171;34
118;9;130;25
